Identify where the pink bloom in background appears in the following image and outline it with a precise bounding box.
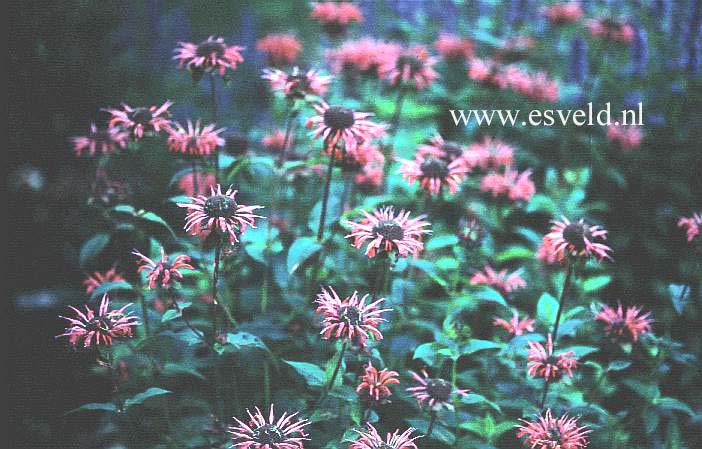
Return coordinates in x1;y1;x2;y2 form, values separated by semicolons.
468;58;510;89
595;303;653;342
310;2;363;37
104;101;173;139
356;362;400;403
586;17;635;43
416;134;466;163
178;171;217;197
262;129;293;152
678;213;702;242
434;33;475;61
345;206;431;258
465;136;515;170
256;33;302;67
541;2;583;25
132;247;194;290
607;124;643;151
174;36;245;76
57;295;139;348
536;235;561;266
380;45;438;90
71;123;128;157
480;168;535;202
178;184;264;243
306;101;386;152
350;424;419;449
315;286;391;347
407;369;469;411
228;405;310;449
527;334;578;381
167;120;225;157
470;264;527;294
399;154;468;196
516;409;590;449
326;38;401;76
545;216;613;262
355;165;384;193
83;266;125;296
262;67;331;99
521;71;560;103
494;310;535;336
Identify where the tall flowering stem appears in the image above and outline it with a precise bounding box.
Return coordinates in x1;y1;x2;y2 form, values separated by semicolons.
317;139;337;241
383;87;407;189
311;340;348;411
211;240;222;341
209;73;220;183
138;291;151;336
426;410;437;436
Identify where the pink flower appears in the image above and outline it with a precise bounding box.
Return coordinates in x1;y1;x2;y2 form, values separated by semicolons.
83;266;125;296
595;303;653;342
310;2;363;37
228;405;310;449
178;172;217;197
468;58;510;89
256;33;302;67
167;120;225;157
464;136;515;170
315;286;390;347
306;101;386;152
350;424;419;449
177;184;264;243
355;165;384;193
586;17;635;43
416;134;466;163
356;362;400;403
407;369;469;411
516;409;590;449
379;45;439;90
470;264;527;294
132;247;194;290
174;36;245;76
545;216;613;262
494;310;535;336
71;123;128;157
344;206;431;258
527;334;578;381
678;213;702;242
400;154;468;196
262;129;292;152
480;168;535;202
326;38;401;77
434;33;474;61
57;295;139;348
104;101;173;140
607;124;643;151
262;67;331;99
536;235;560;266
541;2;583;25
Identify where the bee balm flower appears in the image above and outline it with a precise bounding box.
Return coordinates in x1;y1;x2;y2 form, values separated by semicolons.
344;207;431;258
470;264;527;294
166;120;225;157
83;266;125;296
132;247;194;290
228;405;309;449
400;155;468;196
174;36;244;77
527;334;578;381
310;2;363;37
545;216;612;262
380;45;439;90
262;67;331;99
306;101;385;152
256;33;302;67
493;310;535;336
71;123;128;157
595;303;653;342
350;424;419;449
104;101;173;139
57;295;139;347
516;409;590;449
678;213;702;242
407;369;468;411
356;362;400;404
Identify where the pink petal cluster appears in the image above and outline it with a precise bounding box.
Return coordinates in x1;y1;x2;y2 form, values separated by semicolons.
228;405;310;449
104;101;173;139
306;101;386;152
586;17;635;43
71;123;128;157
399;154;468;196
540;2;583;25
480;168;536;202
407;369;469;411
607;124;643;151
83;266;125;296
57;295;140;348
262;67;331;99
350;424;419;449
544;216;613;262
167;120;225;157
434;33;475;61
464;136;515;170
379;45;439;90
174;36;245;76
310;2;363;37
356;362;400;403
595;303;653;342
132;247;194;290
256;33;302;67
471;264;527;294
326;38;401;76
344;206;431;258
527;334;578;381
178;171;217;197
516;409;590;449
678;213;702;242
494;310;536;336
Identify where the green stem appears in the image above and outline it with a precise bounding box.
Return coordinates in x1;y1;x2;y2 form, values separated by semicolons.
211;242;222;341
427;410;437;436
191;159;199;195
310;341;348;412
209;73;220;183
138;292;150;337
317;142;337;242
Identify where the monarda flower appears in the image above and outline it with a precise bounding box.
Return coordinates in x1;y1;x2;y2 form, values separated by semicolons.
494;310;535;336
468;58;510;90
262;130;292;153
595;303;653;342
344;207;431;258
416;134;466;163
83;266;125;296
540;2;583;25
132;247;194;290
315;286;391;347
510;71;560;103
57;295;139;348
678;213;702;242
527;334;578;381
355;165;384;194
178;184;264;243
606;124;643;152
310;2;363;37
228;405;310;449
470;264;527;294
464;136;515;170
536;235;560;266
167;120;225;157
71;123;128;157
104;101;173;140
256;33;302;67
174;36;244;77
350;424;419;449
399;155;468;196
326;38;401;77
516;409;590;449
545;216;613;262
480;168;535;203
306;101;385;152
356;362;400;403
434;33;475;61
379;45;439;90
178;172;217;197
407;369;468;411
586;17;635;43
262;67;331;99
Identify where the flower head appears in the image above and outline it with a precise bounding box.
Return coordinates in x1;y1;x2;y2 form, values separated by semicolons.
344;207;431;258
83;266;125;296
545;216;612;262
493;310;535;336
586;17;635;43
480;168;535;202
326;38;401;77
470;264;527;294
104;101;173;139
516;409;590;449
256;33;302;67
541;2;583;25
607;124;643;151
133;247;194;290
174;36;245;77
356;362;400;403
262;129;292;152
595;303;653;342
407;369;468;411
57;295;139;347
178;171;217;197
399;155;468;196
262;67;331;99
177;184;264;243
678;213;702;242
71;123;128;157
310;2;363;37
464;136;515;170
315;286;391;347
228;405;309;449
527;334;578;381
380;45;438;90
434;33;475;61
416;134;466;163
306;101;385;152
350;424;419;449
167;120;225;157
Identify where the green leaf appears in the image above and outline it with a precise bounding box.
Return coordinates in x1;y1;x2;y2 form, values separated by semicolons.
225;332;268;351
462;339;504;355
285;360;326;388
537;292;559;325
287;237;322;275
495;245;533;262
655;397;695;416
582;275;612;292
123;388;171;409
137;211;177;238
66;402;118;415
89;280;134;300
162;362;205;380
607;360;631;371
79;233;110;267
161;302;191;322
668;284;690;315
426;234;459;251
413;342;442;366
474;287;508;307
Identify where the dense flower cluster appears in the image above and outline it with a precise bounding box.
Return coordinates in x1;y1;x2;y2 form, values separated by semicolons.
516;409;591;449
57;295;139;347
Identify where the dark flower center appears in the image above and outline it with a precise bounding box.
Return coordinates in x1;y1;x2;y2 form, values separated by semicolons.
86;317;112;333
251;424;285;445
396;55;423;74
287;74;311;96
442;142;463;159
425;378;452;402
563;223;592;251
420;158;449;179
340;306;363;326
373;220;405;241
324;106;356;130
129;108;154;126
204;195;238;219
610;318;627;333
547;426;562;443
546;355;559;365
196;40;225;58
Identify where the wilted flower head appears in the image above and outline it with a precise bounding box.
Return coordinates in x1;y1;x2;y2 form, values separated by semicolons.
228;405;310;449
104;101;172;139
678;213;702;242
516;409;590;449
494;310;535;336
380;45;438;90
178;171;217;197
356;362;400;403
310;2;363;37
256;33;302;67
167;120;225;157
465;136;515;170
399;154;468;196
407;369;468;411
57;295;139;347
607;124;643;151
83;266;125;296
177;184;264;244
541;2;583;25
133;247;194;290
262;67;331;99
416;134;466;163
586;17;635;43
326;38;401;77
345;207;431;258
350;424;419;449
595;303;653;342
434;33;475;61
315;286;391;347
480;168;535;202
174;36;245;77
545;216;612;262
527;334;578;381
72;123;128;157
470;264;527;294
306;101;386;152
